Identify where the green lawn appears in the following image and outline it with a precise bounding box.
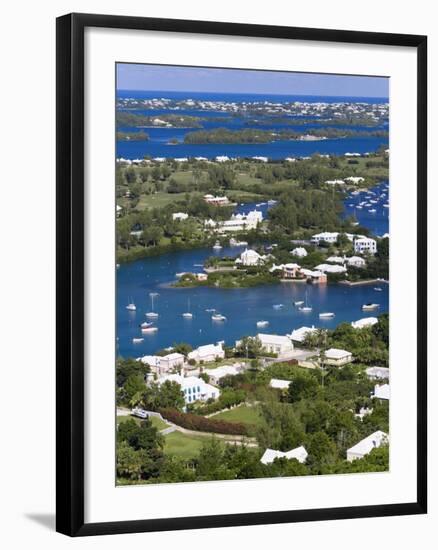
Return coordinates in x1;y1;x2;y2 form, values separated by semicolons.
135;191;189;210
163;431;207;459
213;405;263;426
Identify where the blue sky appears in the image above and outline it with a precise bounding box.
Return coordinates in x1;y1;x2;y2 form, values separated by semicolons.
117;63;388;98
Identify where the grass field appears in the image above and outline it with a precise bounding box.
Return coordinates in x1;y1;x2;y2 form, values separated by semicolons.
163;431;208;459
213;405;263;426
135;191;189;210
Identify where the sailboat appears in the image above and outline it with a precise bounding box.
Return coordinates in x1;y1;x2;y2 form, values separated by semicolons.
299;291;312;312
145;292;159;318
126;298;136;311
182;298;193;319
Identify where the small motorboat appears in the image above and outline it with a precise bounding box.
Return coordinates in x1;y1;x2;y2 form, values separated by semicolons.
319;312;335;318
256;320;269;328
273;304;284;310
182;299;193;319
368;208;377;213
126;303;136;311
293;300;304;306
140;321;153;329
374;287;383;292
132;337;144;343
205;308;216;313
141;326;158;333
212;313;226;321
212;241;222;250
362;303;380;311
299;306;313;313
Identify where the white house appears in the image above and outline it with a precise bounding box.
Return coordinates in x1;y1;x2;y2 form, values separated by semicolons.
203;194;230;206
238;248;264;266
290;325;318;343
159;352;185;371
188;342;225;363
314;263;347;274
260;446;308;465
351;317;378;329
257;333;294;356
372;383;390;400
311;232;340;244
366;366;390;380
325;179;345;185
203;363;243;385
326;255;345;264
172;212;189;221
269;379;291;390
346;431;389;462
158;374;220;404
324;348;353;366
354;237;377;255
218;210;263;232
291;247;308;258
347;255;367;268
345;176;365;184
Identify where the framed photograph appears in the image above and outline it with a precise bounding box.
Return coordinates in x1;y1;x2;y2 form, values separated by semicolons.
56;13;427;536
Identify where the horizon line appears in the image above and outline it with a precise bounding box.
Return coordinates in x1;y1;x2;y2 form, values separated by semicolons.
116;88;389;99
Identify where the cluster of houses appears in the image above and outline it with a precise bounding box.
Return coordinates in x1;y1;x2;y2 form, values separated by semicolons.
311;231;377;255
205;210;263;233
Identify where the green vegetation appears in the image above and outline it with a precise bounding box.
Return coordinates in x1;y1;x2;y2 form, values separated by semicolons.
163;431;206;460
213;405;263;426
116;130;149;141
116;111;203;128
183;127;388;144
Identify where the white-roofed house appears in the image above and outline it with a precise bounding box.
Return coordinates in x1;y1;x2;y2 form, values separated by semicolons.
172;212;189;221
366;366;390;380
347;256;367;268
260;446;308;465
188;342;225;363
346;430;389;462
257;333;294;356
291;247;308;258
314;263;347;274
159;352;185;371
238;248;264;266
351;317;378;329
157;374;220;404
326;255;345;264
354;236;377;255
269;378;291;390
203;363;244;385
324;348;353;366
290;325;318;344
372;383;390;400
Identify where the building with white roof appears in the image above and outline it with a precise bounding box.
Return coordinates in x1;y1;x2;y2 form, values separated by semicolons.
203;363;244;385
326;255;345;264
290;325;318;343
314;263;347;274
269;379;291;390
203;194;230;206
159;352;185;371
325;179;345;185
354;236;377;254
291;247;308;258
172;212;189;221
237;248;264;266
218;210;263;233
372;383;390;400
345;176;365;184
158;374;220;404
351;317;378;329
324;348;353;366
257;333;294;355
366;367;390;380
311;232;340;244
346;430;389;462
260;446;308;465
188;342;225;363
347;256;367;268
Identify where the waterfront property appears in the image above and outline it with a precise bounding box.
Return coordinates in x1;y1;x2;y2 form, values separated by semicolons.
351;317;378;329
346;431;388;462
257;333;294;356
354;236;377;254
290;325;318;344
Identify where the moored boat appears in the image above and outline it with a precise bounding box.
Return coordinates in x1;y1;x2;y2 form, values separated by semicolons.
212;313;226;321
362;303;380;311
319;312;335;318
256;320;269;328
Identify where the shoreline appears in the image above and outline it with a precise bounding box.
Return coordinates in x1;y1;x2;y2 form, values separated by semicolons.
340;278;388;286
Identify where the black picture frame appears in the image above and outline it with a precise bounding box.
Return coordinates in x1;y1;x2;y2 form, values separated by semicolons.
56;12;427;537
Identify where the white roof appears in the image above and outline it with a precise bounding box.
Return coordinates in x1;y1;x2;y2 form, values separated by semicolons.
373;383;390;400
269;379;291;390
325;348;351;359
257;333;293;346
138;355;161;366
291;247;308;257
351;317;378;329
347;255;366;264
347;431;388;457
314;263;347;273
290;326;317;342
354;236;376;244
366;366;390;379
326;256;345;264
162;352;185;361
188;342;223;359
204;365;239;379
260;446;308;465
